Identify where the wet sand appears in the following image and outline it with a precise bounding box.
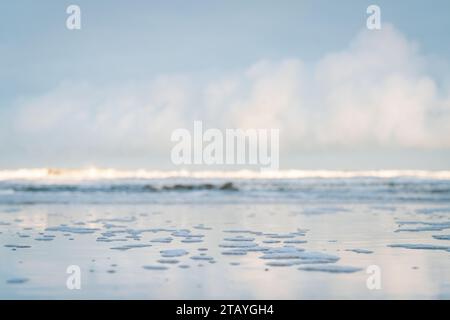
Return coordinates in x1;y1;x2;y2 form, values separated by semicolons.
1;203;449;299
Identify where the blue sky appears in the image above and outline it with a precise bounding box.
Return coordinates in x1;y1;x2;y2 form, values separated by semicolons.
1;0;450;169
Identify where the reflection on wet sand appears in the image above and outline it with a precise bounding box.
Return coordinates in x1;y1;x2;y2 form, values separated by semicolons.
1;203;450;299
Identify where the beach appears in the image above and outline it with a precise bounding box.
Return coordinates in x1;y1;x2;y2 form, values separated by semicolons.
1;170;449;299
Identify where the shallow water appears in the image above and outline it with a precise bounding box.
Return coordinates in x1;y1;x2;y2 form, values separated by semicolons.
1;173;450;298
1;200;450;299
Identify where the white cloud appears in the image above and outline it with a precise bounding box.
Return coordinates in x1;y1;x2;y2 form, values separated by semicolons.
10;24;450;165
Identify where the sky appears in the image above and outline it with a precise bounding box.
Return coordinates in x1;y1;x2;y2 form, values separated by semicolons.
0;0;450;170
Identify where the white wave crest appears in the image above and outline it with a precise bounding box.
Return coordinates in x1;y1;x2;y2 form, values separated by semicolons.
0;168;450;181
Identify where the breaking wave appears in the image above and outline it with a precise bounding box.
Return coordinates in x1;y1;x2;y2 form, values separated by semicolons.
1;168;450;181
0;168;449;204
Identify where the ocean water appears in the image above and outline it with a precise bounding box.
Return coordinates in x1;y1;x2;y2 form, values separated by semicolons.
0;169;449;299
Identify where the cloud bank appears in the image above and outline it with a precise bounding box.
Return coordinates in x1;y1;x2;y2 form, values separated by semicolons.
5;24;450;167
